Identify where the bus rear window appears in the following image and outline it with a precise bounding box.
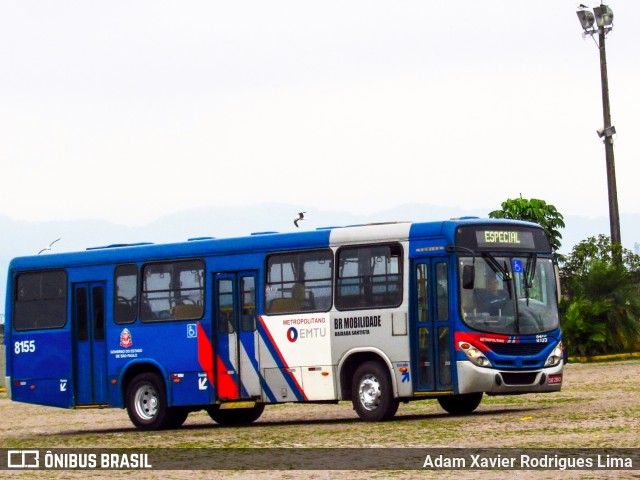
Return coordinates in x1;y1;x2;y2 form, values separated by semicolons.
14;270;67;331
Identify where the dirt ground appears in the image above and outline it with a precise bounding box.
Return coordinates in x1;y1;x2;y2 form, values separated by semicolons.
1;359;639;479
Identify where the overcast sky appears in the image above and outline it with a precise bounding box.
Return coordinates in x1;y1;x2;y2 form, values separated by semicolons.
1;1;638;228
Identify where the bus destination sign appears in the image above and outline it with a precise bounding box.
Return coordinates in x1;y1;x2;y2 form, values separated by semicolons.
476;230;535;249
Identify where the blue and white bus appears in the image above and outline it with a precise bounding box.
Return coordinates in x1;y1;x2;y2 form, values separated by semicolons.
5;218;563;430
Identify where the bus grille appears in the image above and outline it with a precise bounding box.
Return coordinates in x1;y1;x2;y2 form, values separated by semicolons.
500;372;538;385
487;343;547;356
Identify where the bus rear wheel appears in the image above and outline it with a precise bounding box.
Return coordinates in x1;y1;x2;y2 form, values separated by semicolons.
126;373;173;430
206;404;265;425
351;361;399;422
437;392;483;415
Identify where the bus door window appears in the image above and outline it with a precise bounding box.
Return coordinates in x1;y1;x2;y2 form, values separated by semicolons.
438;326;452;387
93;286;105;341
217;278;235;334
74;284;105;342
418;327;431;386
241;276;256;332
435;262;449;322
435;262;452;387
416;264;430;386
76;287;89;341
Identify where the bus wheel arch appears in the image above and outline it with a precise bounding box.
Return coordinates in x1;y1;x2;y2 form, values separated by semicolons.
339;351;399;422
350;360;399;421
121;363;186;430
120;362;167;406
339;350;397;402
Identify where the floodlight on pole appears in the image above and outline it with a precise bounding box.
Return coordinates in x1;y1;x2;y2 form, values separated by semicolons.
575;3;622;260
593;5;614;28
576;10;595;31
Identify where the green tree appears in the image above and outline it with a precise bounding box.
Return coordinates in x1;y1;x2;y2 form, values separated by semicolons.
559;261;640;356
560;234;640;292
488;195;565;261
559;236;640;356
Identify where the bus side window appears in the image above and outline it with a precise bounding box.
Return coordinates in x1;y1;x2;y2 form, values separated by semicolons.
336;244;403;311
265;250;332;315
114;264;138;324
141;260;204;322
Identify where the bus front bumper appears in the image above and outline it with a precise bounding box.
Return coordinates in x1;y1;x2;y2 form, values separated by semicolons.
456;361;563;395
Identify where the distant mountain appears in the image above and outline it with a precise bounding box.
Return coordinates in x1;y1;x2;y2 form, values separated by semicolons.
1;203;639;314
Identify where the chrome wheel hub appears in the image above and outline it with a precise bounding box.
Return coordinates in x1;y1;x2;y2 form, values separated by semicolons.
358;374;381;411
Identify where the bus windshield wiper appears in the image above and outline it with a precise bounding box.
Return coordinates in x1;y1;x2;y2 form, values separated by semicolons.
481;253;513;298
481;252;509;280
524;253;537;288
523;253;537;306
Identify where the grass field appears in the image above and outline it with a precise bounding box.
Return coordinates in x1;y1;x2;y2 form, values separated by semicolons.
1;359;639;479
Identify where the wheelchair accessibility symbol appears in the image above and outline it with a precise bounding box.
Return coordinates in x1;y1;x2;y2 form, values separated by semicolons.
512;259;523;273
187;324;198;338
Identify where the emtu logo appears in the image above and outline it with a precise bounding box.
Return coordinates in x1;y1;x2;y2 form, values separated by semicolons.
286;327;298;343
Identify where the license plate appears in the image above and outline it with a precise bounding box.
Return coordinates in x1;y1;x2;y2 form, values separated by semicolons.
548;374;563;385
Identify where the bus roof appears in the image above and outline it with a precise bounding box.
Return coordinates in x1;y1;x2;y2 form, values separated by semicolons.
8;217;542;271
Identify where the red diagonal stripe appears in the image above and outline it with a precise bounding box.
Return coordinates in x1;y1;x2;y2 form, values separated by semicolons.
197;322;238;399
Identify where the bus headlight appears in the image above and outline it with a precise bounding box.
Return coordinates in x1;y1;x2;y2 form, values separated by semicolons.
459;342;492;368
545;342;563;367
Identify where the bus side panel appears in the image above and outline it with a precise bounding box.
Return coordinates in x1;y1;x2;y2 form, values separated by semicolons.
331;308;412;396
9;329;74;408
108;321;213;408
257;314;335;402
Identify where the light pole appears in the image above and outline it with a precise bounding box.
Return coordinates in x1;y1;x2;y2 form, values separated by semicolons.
576;4;622;258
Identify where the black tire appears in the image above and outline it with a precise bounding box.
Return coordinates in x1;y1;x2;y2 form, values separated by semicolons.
351;361;399;422
165;407;190;429
437;392;483;415
206;404;265;425
126;373;173;430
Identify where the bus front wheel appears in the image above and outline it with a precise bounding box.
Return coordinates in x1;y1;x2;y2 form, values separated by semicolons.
126;373;174;430
437;392;483;415
351;361;399;422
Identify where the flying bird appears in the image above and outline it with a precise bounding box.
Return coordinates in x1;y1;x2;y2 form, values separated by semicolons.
38;238;61;255
294;212;306;228
578;3;588;8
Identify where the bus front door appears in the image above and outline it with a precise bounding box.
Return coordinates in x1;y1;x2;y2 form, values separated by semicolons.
72;282;108;406
213;271;261;401
411;259;453;394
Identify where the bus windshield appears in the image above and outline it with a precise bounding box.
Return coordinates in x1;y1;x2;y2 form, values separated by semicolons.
458;256;559;335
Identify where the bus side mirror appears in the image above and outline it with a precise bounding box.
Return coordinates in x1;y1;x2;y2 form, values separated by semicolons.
462;265;475;289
